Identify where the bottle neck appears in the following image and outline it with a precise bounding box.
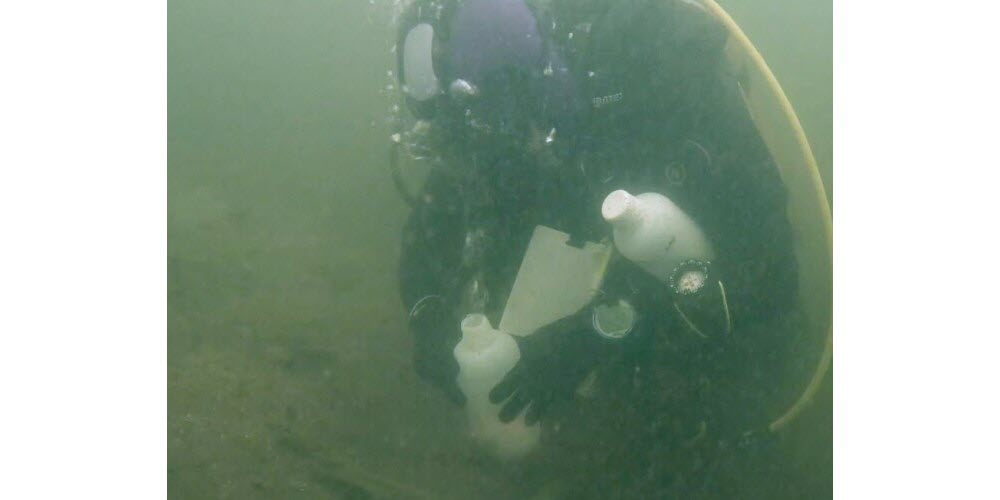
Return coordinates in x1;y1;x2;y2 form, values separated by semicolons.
602;190;644;234
461;314;498;351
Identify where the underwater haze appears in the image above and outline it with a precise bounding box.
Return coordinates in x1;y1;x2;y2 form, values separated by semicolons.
168;0;832;498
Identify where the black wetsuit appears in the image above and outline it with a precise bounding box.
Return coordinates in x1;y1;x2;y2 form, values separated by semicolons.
397;0;800;493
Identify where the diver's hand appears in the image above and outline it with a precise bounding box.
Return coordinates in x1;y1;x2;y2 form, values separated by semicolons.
488;308;606;425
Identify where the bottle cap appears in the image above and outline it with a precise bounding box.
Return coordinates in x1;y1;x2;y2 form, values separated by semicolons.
602;190;640;226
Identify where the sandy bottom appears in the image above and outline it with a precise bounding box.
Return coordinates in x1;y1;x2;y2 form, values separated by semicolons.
167;169;830;499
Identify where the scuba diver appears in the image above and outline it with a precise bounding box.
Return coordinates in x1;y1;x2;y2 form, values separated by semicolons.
392;0;803;495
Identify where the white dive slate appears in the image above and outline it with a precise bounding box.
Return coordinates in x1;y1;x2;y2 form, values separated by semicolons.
499;225;613;337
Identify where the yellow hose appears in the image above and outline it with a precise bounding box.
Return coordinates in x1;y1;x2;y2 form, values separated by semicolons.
697;0;833;433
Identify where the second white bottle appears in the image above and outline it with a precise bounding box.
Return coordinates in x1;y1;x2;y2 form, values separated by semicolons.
453;313;541;460
601;189;715;283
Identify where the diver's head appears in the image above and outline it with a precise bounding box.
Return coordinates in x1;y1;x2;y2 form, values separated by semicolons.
396;0;582;159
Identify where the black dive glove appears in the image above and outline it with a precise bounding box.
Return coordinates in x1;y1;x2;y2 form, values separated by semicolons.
488;306;610;425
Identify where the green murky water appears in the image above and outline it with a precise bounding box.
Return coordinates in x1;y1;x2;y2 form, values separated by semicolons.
168;1;831;498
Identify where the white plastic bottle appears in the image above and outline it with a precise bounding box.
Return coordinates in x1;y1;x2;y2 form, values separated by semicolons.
602;189;715;283
453;313;541;460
